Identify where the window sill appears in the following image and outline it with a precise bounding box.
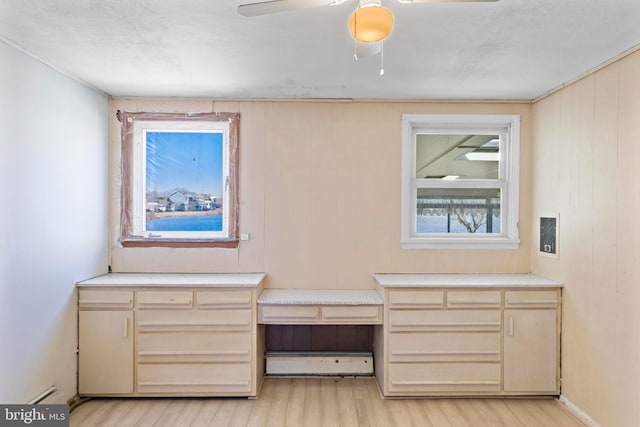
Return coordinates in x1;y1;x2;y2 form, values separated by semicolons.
120;238;239;248
401;237;520;250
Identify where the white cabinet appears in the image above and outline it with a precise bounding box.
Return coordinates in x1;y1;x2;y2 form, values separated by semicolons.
503;291;559;393
78;290;134;395
77;273;265;398
376;282;561;397
135;289;255;396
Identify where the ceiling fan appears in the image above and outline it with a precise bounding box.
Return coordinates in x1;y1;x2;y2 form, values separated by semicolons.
238;0;499;74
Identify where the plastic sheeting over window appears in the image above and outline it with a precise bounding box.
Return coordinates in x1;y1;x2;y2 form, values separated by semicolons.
118;111;240;248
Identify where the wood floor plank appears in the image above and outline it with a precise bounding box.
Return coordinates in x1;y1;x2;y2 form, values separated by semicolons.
352;378;378;427
69;378;589;427
319;378;340;427
154;399;204;427
69;400;100;427
551;400;589;426
336;377;359;427
266;378;292;427
108;399;151;427
134;399;174;426
73;399;120;427
284;378;306;427
230;398;256;427
301;378;322;427
468;399;508;427
210;400;239;427
435;399;471;427
404;400;436;427
246;378;275;427
190;399;223;427
523;399;586;427
502;399;548;427
420;399;454;427
484;399;526;427
365;377;395;427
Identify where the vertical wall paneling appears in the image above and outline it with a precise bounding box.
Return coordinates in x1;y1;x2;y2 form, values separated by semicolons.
531;49;640;427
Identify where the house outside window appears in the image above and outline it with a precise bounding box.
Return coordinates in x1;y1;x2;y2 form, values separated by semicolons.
119;112;240;248
401;114;520;250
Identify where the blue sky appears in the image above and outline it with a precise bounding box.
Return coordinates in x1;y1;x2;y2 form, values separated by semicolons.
146;131;223;196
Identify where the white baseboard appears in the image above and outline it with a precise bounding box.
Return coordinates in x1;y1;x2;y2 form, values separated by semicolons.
559;395;601;427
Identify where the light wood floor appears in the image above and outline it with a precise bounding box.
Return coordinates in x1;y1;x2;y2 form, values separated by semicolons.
70;377;587;427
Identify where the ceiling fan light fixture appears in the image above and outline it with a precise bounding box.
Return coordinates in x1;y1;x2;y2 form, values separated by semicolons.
348;4;394;43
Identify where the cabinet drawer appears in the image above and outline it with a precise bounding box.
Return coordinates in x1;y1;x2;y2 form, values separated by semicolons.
447;291;501;309
504;290;558;308
137;309;251;332
389;309;501;332
136;291;193;309
321;306;382;324
79;289;133;309
388;363;501;393
259;306;319;324
388;291;444;309
196;290;252;309
389;332;501;363
137;363;252;394
137;332;251;363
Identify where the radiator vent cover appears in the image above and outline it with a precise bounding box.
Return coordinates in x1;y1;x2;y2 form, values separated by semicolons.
265;352;373;376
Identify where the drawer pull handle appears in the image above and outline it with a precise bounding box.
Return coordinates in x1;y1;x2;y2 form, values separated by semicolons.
391;302;443;307
139;300;192;306
323;315;379;320
506;300;557;306
447;301;500;306
138;381;250;387
391;350;500;356
261;315;318;320
138;321;249;327
198;302;249;307
391;380;500;386
393;322;501;327
138;350;250;356
79;300;132;306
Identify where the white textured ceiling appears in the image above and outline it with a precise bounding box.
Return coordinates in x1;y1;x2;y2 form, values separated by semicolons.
0;0;639;99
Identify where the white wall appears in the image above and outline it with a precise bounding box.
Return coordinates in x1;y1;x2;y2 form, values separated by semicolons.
531;49;640;426
0;40;109;404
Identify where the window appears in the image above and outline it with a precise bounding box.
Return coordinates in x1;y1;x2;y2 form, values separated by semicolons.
401;114;520;249
119;112;239;247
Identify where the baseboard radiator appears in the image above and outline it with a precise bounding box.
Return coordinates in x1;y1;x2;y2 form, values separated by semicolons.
27;386;58;404
265;352;373;376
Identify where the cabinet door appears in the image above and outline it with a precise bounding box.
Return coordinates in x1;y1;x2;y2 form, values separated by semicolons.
79;311;133;394
503;309;558;392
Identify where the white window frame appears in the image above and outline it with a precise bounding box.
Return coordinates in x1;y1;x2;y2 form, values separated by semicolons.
132;120;230;239
401;114;520;250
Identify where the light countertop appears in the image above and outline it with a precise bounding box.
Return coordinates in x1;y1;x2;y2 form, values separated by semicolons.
373;273;562;288
77;273;266;288
258;289;383;305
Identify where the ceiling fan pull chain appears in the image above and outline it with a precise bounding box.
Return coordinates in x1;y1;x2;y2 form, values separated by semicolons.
380;41;385;76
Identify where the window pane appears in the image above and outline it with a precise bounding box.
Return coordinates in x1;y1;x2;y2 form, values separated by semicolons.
416;188;501;234
415;134;499;180
145;131;224;232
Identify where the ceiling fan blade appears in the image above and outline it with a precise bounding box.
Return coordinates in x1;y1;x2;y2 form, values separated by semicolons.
238;0;347;17
400;0;499;3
